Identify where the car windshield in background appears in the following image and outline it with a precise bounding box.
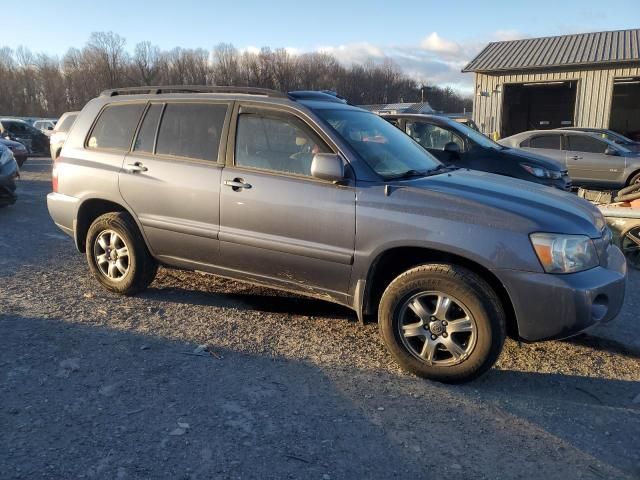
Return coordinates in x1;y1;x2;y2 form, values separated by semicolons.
316;109;441;178
451;121;505;150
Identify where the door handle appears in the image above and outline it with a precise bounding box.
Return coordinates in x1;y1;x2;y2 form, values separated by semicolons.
224;178;252;190
570;155;583;161
125;162;148;173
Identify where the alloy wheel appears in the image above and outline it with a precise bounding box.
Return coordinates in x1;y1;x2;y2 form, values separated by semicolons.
93;230;130;281
398;291;477;366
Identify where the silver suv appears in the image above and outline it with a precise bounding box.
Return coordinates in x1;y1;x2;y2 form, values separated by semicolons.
48;86;627;383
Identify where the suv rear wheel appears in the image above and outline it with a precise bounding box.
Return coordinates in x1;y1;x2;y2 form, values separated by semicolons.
378;264;505;383
86;212;157;295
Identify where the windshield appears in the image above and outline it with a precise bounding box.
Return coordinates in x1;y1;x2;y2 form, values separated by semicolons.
597;130;634;145
315;109;441;178
448;120;504;150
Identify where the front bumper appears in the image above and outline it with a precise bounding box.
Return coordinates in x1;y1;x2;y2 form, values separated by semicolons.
495;244;627;341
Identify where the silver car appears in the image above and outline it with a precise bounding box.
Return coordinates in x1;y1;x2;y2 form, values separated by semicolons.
500;130;640;188
49;111;79;160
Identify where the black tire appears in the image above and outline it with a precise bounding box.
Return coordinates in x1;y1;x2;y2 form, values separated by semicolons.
378;264;506;384
85;212;157;295
16;157;25;168
629;172;640;186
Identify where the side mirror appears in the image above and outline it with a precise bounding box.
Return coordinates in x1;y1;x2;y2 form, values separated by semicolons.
605;146;619;156
444;142;461;154
311;153;345;183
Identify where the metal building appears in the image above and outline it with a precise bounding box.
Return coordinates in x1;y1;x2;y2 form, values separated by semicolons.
463;29;640;139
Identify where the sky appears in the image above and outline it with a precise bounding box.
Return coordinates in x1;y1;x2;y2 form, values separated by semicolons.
4;0;638;92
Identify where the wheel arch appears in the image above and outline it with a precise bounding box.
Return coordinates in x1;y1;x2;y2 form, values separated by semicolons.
74;198;150;255
360;246;519;339
625;168;640;186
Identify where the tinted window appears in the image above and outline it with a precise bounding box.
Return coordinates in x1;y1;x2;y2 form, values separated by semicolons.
56;113;77;132
235;113;331;176
528;135;561;150
566;135;608;154
406;122;464;151
87;104;145;150
134;104;163;153
156;103;227;161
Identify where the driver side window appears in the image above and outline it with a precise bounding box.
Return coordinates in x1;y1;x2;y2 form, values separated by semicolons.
235;112;331;177
405;122;464;152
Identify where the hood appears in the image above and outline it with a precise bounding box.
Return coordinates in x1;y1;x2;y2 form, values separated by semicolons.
394;169;605;237
0;137;26;149
501;147;565;171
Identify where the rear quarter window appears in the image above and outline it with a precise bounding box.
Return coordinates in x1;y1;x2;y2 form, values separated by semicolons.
528;135;561;150
87;103;145;151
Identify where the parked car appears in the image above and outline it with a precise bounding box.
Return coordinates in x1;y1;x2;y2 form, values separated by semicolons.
33;119;57;136
0;136;28;167
500;130;640;188
382;114;571;190
0;118;50;156
48;86;626;383
49;111;79;160
0;144;18;207
557;127;640;152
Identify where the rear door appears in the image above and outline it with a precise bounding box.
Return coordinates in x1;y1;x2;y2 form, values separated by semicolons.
564;134;626;186
521;133;566;163
118;101;232;267
217;104;356;296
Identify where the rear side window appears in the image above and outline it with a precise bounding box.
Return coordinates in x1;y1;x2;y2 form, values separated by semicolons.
56;113;77;132
566;135;608;154
528;135;561;150
155;103;227;162
133;104;163;154
87;104;145;150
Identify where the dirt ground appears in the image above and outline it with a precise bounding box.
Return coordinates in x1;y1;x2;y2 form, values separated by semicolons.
1;158;639;480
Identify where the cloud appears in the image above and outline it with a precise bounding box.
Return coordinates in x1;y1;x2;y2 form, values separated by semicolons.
420;33;461;55
317;42;386;64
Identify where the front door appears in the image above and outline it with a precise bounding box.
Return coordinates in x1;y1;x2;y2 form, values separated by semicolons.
119;101;231;267
564;134;626;186
218;106;356;296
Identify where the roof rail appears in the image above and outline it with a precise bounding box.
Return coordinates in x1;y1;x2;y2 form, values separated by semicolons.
99;85;288;98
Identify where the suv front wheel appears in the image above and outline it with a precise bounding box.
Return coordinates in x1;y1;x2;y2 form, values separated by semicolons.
86;212;158;295
378;264;506;383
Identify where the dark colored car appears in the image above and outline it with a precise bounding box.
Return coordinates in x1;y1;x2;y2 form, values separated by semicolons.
0;118;50;156
0;136;28;167
558;127;640;152
48;86;626;383
0;144;19;207
382;114;571;190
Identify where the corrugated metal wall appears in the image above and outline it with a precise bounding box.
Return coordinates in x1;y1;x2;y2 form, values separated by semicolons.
472;65;640;136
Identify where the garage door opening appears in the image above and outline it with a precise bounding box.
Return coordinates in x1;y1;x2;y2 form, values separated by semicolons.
610;77;640;140
501;81;577;138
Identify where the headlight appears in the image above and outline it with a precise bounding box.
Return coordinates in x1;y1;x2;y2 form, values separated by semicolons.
0;148;14;167
530;233;598;273
520;163;562;179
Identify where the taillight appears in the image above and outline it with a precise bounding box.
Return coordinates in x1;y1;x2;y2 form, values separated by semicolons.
52;158;58;192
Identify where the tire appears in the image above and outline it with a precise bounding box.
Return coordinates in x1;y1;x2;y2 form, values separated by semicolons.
16;157;25;168
378;264;506;384
629;172;640;186
614;181;640;202
85;212;157;295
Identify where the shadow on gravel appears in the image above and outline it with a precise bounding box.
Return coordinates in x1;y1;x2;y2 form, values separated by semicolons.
564;333;640;359
0;313;427;479
143;286;356;320
1;313;639;479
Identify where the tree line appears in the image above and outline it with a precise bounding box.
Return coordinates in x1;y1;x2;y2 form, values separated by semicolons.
0;32;472;118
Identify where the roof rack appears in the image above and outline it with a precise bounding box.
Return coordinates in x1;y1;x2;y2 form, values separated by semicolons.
99;85;288;98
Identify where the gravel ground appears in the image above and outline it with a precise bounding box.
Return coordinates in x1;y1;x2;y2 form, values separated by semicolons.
1;158;639;480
